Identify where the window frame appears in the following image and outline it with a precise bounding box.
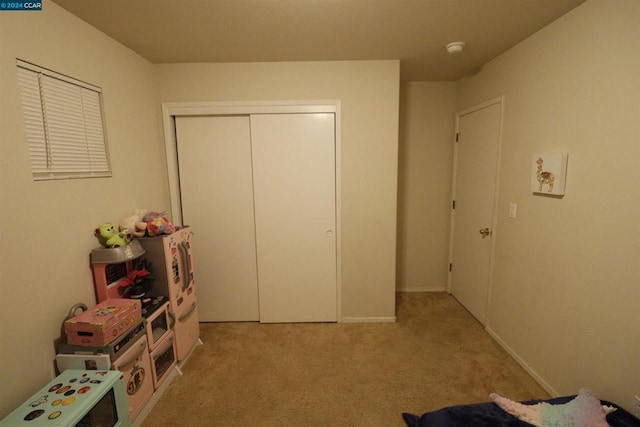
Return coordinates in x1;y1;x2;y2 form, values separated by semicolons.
16;59;112;180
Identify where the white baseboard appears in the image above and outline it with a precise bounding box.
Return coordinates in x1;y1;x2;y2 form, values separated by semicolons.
396;286;447;292
485;326;559;397
340;316;397;323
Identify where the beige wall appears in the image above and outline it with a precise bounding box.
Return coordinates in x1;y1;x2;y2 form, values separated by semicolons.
0;1;169;415
397;82;457;291
6;0;636;419
156;61;400;321
0;7;400;413
457;0;640;410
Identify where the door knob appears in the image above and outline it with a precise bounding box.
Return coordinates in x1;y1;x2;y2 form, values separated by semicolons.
479;227;492;238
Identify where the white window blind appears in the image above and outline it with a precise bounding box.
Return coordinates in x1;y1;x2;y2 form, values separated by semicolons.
17;60;111;180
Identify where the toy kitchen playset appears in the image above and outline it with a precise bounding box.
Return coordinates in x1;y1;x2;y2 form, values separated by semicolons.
2;217;201;426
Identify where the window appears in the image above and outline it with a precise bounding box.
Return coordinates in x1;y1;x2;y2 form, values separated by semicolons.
17;60;111;180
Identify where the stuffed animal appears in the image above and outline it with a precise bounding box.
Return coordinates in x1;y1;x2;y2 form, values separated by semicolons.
95;222;132;248
120;209;148;238
142;211;178;236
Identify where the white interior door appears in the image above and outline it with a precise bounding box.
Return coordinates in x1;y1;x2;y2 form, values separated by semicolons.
250;113;337;323
175;116;260;321
450;100;502;325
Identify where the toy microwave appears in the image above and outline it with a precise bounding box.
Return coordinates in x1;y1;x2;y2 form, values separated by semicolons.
0;369;130;426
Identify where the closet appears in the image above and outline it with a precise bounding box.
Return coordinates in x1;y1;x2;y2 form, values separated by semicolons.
174;112;338;323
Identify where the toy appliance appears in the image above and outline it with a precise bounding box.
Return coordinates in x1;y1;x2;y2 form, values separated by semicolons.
0;369;130;426
137;227;200;362
90;240;146;302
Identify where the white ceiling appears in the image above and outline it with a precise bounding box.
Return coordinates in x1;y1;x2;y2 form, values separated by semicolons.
52;0;587;81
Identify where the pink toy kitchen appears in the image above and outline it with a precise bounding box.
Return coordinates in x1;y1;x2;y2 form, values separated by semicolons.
1;214;201;426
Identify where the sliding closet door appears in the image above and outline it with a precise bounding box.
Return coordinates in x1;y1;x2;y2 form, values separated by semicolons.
251;113;337;323
175;116;260;322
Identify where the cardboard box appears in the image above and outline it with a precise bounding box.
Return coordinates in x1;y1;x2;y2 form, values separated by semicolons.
64;298;142;346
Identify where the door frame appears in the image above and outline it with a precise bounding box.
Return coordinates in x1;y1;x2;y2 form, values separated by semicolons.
447;96;505;325
161;100;343;321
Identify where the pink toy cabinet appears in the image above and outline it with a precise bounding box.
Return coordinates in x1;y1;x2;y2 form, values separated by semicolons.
90;240;146;303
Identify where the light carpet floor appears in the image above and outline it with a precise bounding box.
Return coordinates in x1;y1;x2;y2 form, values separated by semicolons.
141;292;548;426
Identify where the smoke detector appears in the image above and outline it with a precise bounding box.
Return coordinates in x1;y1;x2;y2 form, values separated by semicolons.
446;41;465;54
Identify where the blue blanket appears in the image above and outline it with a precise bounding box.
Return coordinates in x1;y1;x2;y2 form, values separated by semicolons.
402;396;640;427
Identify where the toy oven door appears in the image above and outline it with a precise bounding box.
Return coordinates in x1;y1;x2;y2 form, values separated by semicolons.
150;331;177;390
145;301;172;351
111;334;153;422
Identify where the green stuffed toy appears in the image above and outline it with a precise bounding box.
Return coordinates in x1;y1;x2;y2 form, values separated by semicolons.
95;222;132;248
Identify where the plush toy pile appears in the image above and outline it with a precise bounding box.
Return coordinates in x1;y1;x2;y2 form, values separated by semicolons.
94;210;179;248
119;209;148;238
141;211;178;236
94;223;132;248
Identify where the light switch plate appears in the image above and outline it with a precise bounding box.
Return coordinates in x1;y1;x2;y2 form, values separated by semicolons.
509;202;517;219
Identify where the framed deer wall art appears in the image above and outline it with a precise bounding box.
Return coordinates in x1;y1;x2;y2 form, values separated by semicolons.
531;152;568;196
